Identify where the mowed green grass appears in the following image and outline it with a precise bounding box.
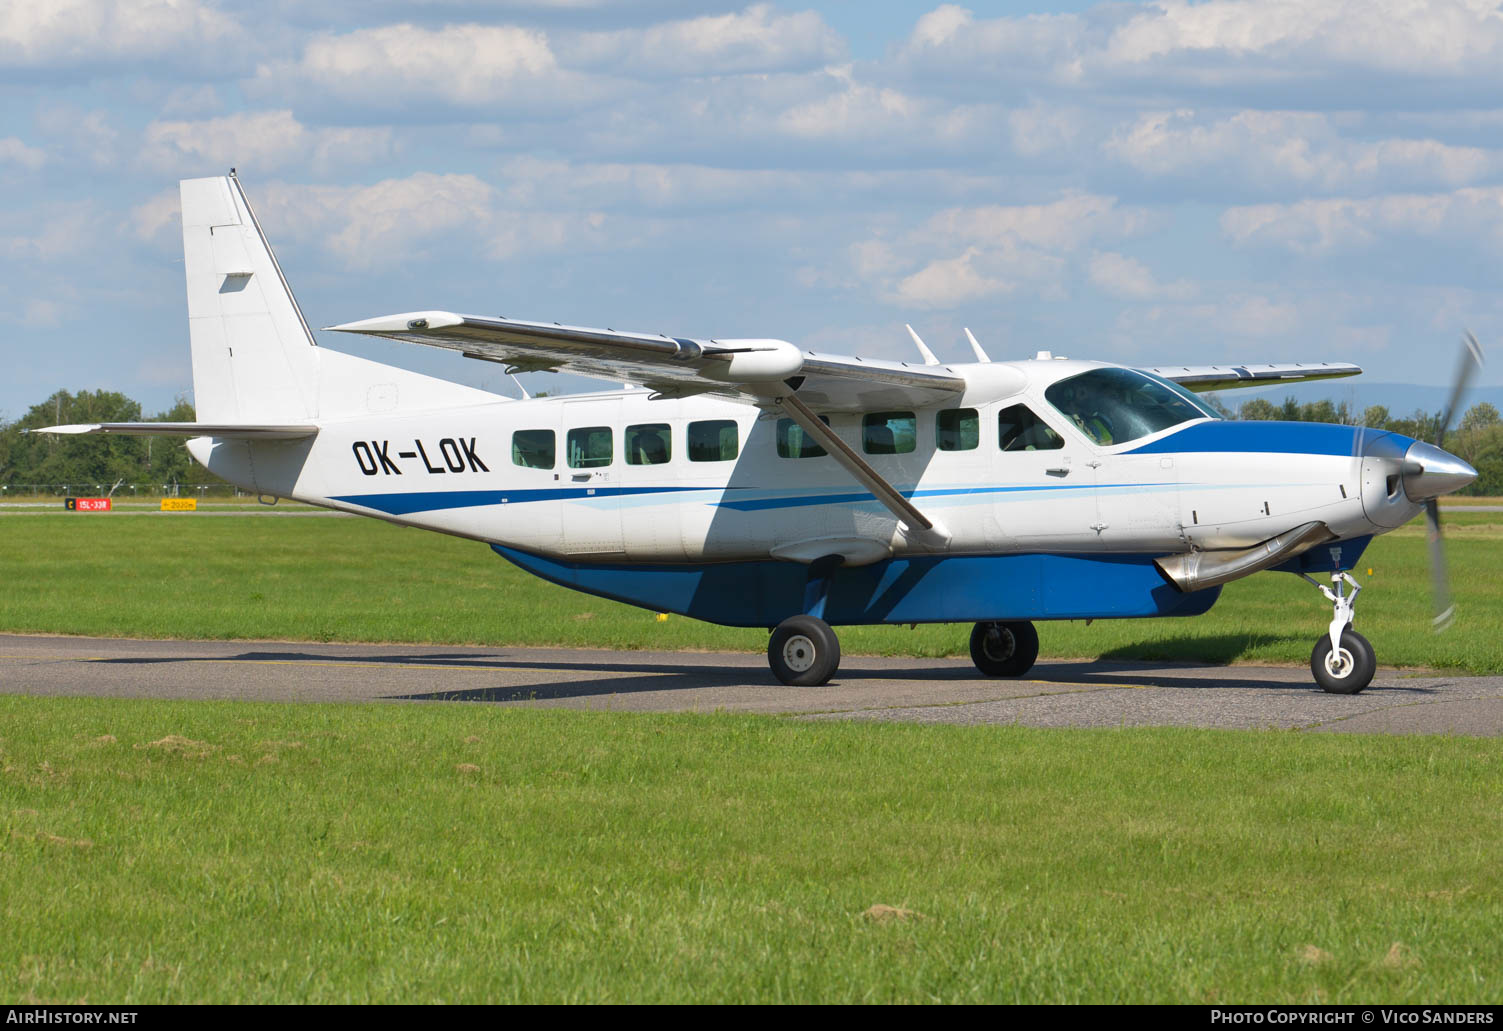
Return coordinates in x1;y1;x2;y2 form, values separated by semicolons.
2;696;1500;1004
1;510;1501;671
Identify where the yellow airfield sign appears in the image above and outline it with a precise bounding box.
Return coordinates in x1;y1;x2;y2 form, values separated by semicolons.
160;498;197;511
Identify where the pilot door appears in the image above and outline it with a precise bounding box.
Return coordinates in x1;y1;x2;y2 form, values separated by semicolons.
984;401;1099;548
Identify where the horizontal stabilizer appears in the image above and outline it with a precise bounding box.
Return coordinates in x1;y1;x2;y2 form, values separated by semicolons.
36;422;318;440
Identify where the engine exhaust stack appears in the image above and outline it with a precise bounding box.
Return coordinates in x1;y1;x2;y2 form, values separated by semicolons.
1156;521;1336;593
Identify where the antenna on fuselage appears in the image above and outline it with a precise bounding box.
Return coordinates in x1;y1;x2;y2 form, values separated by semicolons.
963;328;991;363
904;324;940;366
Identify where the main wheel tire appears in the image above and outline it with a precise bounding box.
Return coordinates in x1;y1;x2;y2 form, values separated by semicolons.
1310;628;1376;694
768;615;841;686
970;620;1040;677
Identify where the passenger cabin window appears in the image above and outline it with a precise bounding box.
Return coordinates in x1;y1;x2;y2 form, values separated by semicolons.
625;423;672;465
936;408;979;451
776;416;829;459
998;405;1064;452
511;429;555;469
863;411;916;455
1044;368;1214;446
688;420;739;462
566;426;613;468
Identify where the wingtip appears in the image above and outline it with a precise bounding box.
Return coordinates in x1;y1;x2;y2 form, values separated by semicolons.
324;311;464;334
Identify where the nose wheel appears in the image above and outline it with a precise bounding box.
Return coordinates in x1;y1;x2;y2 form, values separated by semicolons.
1311;629;1376;694
1303;571;1376;694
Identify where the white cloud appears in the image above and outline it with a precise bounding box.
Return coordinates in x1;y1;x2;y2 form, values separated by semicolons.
897;1;1503;96
140;110;394;175
892;248;1010;308
0;138;45;171
35;106;119;167
230;172;621;268
1222;187;1503;254
1088;251;1195;301
0;0;243;69
493;156;997;213
898;4;1083;80
1;204;96;262
1102;0;1503;78
848;193;1152;308
914;193;1150;253
562;4;844;76
252;22;588;111
772;65;994;145
1115;294;1300;339
1105;109;1497;194
129;189;179;244
159;84;222;117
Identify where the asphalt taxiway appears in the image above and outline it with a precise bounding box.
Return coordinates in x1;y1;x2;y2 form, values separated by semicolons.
3;634;1501;734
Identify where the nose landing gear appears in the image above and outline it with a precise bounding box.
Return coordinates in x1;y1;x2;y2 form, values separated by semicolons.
1304;571;1376;694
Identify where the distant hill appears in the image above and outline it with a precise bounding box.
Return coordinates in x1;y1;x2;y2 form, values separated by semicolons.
1214;381;1503;419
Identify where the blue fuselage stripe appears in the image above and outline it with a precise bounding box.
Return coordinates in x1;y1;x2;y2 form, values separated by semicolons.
330;486;711;515
1126;421;1402;456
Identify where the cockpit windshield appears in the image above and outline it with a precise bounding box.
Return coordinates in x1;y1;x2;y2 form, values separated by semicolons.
1044;367;1216;446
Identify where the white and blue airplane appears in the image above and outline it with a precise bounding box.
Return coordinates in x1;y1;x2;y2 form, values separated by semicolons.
44;173;1483;693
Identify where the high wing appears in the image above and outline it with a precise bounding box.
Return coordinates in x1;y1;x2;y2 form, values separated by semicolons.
325;311;966;411
35;423;318;439
1141;362;1361;392
327;310;964;544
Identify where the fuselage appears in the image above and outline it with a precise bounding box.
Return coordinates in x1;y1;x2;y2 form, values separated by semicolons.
190;357;1426;566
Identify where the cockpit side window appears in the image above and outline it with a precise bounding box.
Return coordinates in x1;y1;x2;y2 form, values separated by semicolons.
1045;368;1213;446
998;404;1064;452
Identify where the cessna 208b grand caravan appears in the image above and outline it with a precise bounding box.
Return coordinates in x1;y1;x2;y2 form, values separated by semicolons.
45;173;1483;693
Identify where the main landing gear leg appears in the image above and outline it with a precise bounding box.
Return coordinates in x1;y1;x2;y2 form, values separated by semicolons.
768;557;843;687
1303;570;1376;694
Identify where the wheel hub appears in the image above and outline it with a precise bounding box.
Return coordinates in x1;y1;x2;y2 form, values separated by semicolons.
983;628;1015;663
782;635;816;673
1324;646;1354;678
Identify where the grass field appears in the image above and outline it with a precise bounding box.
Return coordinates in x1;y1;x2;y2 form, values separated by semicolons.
2;696;1500;1004
1;509;1500;672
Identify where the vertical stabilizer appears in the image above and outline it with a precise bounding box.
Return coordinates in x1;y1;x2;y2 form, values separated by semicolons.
181;172;319;421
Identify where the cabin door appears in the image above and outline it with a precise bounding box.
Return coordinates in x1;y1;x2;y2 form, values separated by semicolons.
559;397;625;557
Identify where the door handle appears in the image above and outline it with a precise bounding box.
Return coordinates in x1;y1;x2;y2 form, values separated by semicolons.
1046;467;1070;477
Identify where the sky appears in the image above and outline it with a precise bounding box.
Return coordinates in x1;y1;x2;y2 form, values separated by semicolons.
4;0;1503;421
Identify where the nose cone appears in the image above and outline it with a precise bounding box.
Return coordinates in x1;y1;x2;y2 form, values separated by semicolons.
1402;441;1477;501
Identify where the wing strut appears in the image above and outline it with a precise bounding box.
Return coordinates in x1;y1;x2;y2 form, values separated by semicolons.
773;392;949;544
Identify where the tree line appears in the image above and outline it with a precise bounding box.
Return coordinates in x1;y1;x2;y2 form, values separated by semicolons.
3;387;1501;496
0;390;223;494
